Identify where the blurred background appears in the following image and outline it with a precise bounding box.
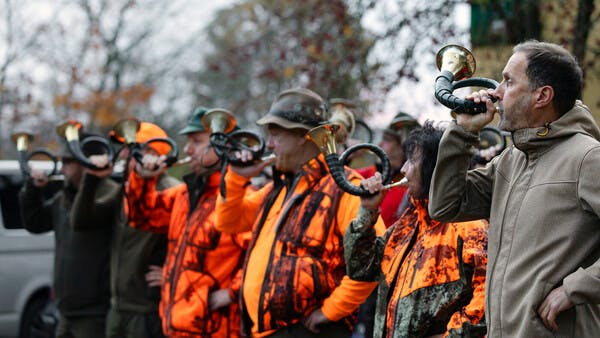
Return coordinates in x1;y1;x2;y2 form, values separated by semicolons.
1;0;599;159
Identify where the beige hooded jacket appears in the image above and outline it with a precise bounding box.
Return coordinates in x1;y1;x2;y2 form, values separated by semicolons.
429;101;600;337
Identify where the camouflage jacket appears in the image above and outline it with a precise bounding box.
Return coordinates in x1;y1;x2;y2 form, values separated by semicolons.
344;199;488;338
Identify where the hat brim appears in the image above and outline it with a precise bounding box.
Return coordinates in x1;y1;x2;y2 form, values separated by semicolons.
256;115;313;130
178;125;205;135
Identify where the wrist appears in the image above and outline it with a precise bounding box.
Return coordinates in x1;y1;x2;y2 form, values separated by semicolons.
352;206;379;232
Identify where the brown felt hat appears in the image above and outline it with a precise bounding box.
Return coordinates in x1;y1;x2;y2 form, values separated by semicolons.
257;88;329;130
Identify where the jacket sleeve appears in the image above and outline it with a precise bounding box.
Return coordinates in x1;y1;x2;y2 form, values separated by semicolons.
446;220;488;337
320;180;387;322
429;121;496;222
344;206;388;282
228;230;252;301
18;180;54;233
563;146;600;305
214;169;270;234
125;170;183;234
71;173;120;231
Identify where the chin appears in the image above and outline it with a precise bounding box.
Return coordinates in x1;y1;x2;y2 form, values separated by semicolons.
498;119;512;132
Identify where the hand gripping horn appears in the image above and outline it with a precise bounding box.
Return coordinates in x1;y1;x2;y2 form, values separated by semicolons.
56;120;115;170
11;131;59;177
110;117;179;167
434;45;499;115
305;124;392;197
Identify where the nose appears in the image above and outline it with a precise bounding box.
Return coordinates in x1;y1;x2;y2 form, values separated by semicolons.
183;142;192;155
266;135;275;150
400;160;408;177
491;83;504;100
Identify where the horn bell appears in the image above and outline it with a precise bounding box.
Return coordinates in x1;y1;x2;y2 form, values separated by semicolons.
112;117;141;145
56;120;84;142
305;124;339;156
436;44;476;81
11;132;34;152
202;108;236;134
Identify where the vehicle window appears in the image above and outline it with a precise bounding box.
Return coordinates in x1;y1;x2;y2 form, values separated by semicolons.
0;174;24;229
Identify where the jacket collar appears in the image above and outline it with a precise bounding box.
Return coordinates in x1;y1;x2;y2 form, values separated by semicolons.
294;153;329;187
410;197;442;231
183;171;221;209
511;101;600;153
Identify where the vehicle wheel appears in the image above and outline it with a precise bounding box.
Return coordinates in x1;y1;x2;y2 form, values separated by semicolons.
19;296;57;338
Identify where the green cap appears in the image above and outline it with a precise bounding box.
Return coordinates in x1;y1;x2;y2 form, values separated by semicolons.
179;107;208;135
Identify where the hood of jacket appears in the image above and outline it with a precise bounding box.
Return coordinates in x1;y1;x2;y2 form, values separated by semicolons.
511;101;600;153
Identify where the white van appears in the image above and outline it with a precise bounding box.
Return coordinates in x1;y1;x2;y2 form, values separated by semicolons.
0;160;55;338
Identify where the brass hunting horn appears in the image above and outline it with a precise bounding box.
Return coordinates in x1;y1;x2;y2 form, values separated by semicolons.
434;45;499;114
110;117;179;167
201;108;266;167
11;131;59;177
56;120;115;170
305;124;396;197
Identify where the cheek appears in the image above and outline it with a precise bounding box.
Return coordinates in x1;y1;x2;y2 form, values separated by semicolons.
270;138;284;152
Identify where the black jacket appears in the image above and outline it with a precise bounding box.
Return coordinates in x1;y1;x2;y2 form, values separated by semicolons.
19;180;111;317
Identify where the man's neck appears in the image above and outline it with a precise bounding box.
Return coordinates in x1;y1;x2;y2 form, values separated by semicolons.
290;148;320;175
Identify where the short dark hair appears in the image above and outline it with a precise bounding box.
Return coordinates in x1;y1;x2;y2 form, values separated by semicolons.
402;121;443;200
513;40;583;115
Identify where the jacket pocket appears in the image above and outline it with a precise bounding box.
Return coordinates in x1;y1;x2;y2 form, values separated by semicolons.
283;192;332;248
529;281;561;337
168;270;220;335
554;306;575;338
266;255;330;321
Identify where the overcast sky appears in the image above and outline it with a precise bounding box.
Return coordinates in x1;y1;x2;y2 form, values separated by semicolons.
1;0;471;134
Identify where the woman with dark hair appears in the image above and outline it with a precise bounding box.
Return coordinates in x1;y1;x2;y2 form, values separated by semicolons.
344;121;488;338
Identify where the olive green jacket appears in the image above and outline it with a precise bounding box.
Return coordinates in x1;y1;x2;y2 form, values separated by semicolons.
71;172;179;313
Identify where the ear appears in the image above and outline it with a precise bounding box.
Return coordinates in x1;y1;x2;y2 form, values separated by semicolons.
533;85;554;109
297;133;309;147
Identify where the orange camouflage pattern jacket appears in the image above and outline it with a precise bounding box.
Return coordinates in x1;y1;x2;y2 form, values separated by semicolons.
126;171;250;338
215;155;384;337
344;199;488;338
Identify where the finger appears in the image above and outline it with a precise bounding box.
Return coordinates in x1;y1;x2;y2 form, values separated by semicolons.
485;99;497;113
538;300;549;324
538;301;556;332
546;306;559;332
146;277;161;286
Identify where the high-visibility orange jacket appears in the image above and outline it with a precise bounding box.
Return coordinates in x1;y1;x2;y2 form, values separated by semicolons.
345;199;488;338
126;171;250;338
215;155;385;337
